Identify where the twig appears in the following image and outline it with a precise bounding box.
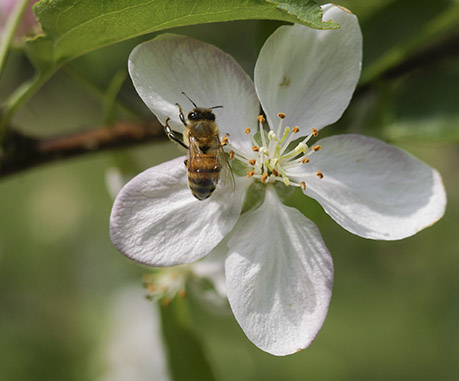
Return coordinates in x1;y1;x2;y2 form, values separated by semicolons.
0;120;164;178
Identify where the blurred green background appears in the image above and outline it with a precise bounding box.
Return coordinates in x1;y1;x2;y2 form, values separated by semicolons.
1;0;458;380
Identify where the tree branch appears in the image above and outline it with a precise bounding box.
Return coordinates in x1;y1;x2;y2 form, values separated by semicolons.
0;120;164;178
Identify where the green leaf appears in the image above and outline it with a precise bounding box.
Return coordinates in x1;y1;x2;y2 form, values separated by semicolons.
27;0;337;72
264;0;337;28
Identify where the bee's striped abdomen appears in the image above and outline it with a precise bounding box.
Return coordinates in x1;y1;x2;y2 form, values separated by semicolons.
187;154;221;200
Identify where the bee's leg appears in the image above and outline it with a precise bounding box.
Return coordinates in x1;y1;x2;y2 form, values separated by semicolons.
164;118;188;149
176;103;187;127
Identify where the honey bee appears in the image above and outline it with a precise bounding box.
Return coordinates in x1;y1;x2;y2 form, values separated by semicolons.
164;93;234;200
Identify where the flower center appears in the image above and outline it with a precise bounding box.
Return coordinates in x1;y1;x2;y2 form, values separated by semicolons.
228;113;324;190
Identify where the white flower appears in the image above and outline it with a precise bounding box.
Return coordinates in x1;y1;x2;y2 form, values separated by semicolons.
110;5;446;356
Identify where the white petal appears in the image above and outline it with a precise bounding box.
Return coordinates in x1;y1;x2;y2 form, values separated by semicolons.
287;134;447;240
128;34;259;151
110;157;248;267
254;4;362;134
226;188;333;356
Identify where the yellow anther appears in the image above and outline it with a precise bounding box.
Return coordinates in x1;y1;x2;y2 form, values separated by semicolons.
272;169;279;177
301;158;310;164
261;173;269;183
316;170;324;179
228;150;235;159
312;145;322;151
312;128;318;137
277;112;286;119
292;126;300;133
300;181;306;190
257;115;265;123
247;171;255;178
248;159;256;166
244;127;251;134
252;145;260;152
221;136;229;146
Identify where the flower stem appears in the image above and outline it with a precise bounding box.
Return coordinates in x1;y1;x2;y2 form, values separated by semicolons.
0;0;30;79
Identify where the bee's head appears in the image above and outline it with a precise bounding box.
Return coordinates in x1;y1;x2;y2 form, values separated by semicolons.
187;108;216;122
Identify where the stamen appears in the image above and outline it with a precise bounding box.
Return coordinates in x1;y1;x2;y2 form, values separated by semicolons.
300;181;306;190
276;113;286;137
252;146;260;152
244;128;251;134
225;144;250;162
312;128;318;137
292;126;300;134
261;173;269;183
247;171;255;178
259;116;267;150
312;145;322;151
301;158;310;164
272;169;279;177
248;159;256;166
316;171;324;179
221;136;229;146
257;115;265;123
228;150;235;159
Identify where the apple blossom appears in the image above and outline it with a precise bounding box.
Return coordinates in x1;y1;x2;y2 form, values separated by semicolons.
110;4;446;356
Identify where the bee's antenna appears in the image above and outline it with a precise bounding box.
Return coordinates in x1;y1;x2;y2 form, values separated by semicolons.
181;92;198;108
210;105;223;109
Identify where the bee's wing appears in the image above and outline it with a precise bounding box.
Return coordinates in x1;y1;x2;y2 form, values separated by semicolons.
217;142;236;194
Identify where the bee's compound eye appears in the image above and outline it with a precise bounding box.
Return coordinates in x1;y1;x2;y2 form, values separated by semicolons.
188;112;197;120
